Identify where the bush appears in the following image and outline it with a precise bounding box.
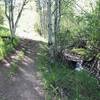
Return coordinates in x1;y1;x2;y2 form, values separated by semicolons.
0;26;19;60
12;36;20;47
0;26;10;36
56;30;73;51
0;38;6;60
37;43;100;100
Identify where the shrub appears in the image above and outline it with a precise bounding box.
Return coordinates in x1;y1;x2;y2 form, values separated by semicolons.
37;43;100;100
0;38;6;60
0;26;20;60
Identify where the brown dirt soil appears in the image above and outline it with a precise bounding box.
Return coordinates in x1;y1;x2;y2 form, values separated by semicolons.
0;39;45;100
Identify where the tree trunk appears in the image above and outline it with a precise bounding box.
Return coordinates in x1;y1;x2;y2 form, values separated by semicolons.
54;0;61;53
47;0;54;61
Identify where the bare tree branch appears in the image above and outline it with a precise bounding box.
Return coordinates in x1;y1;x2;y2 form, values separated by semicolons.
4;0;29;38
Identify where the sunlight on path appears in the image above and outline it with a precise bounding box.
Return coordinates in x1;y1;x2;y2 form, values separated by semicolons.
0;39;45;100
15;1;46;42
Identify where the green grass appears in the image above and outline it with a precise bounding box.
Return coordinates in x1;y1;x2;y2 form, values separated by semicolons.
37;43;100;100
0;26;10;36
0;26;19;60
7;61;18;78
0;26;23;78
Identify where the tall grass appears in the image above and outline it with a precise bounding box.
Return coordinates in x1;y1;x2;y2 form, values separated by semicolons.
37;43;100;100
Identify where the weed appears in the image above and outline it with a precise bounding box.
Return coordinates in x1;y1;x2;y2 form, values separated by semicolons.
37;43;100;100
8;61;18;78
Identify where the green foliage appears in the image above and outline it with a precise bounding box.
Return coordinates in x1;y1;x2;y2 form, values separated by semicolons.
34;22;42;35
85;0;100;42
0;38;6;60
56;30;73;51
71;48;91;59
37;43;100;100
8;61;18;77
0;26;19;60
0;7;4;25
37;0;100;99
0;26;10;36
13;36;20;47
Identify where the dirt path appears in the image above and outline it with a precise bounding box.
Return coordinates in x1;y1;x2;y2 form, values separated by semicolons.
0;1;47;99
0;39;45;100
15;1;45;41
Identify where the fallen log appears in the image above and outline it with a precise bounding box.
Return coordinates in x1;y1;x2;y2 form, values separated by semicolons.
62;49;83;62
57;49;84;71
58;49;100;79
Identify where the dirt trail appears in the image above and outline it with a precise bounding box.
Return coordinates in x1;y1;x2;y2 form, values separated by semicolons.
0;1;46;100
15;1;45;42
0;39;45;100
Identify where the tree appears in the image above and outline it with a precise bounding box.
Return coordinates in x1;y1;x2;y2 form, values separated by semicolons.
53;0;61;50
4;0;29;40
47;0;54;57
37;0;62;57
85;0;100;54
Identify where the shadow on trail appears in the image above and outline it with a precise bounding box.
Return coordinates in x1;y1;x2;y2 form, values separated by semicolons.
0;38;46;100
